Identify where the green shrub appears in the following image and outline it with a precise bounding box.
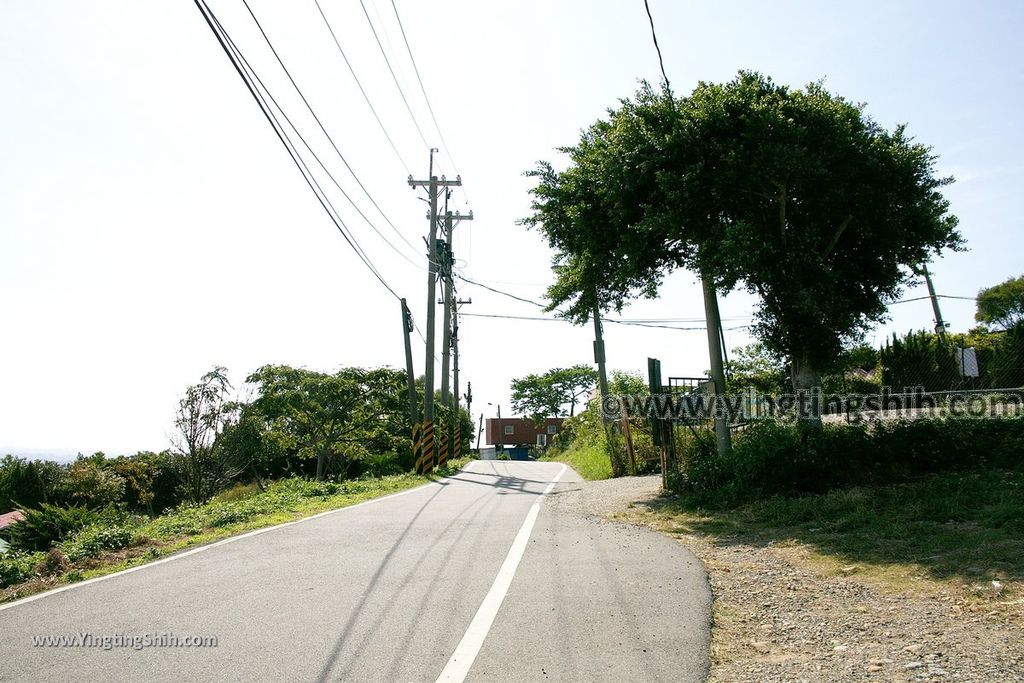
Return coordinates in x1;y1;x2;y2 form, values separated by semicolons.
0;551;43;588
673;416;1024;508
2;504;99;552
61;525;135;562
59;457;126;509
359;453;403;478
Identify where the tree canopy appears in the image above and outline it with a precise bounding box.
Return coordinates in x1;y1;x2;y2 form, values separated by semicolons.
511;365;598;421
246;365;405;480
523;72;962;390
976;274;1024;330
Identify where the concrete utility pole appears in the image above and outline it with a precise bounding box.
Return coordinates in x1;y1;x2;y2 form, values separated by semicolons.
921;264;947;341
400;298;418;430
701;274;732;456
592;299;610;403
592;296;620;477
439;207;474;411
408;150;461;473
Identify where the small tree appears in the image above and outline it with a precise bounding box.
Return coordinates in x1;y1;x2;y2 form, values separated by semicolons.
170;366;239;504
511;365;598;422
246;365;404;480
727;343;789;395
976;274;1024;331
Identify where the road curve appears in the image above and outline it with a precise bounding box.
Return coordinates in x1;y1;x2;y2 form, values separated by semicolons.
0;461;710;682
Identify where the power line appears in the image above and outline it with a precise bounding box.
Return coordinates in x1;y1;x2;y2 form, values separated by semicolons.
196;0;400;301
455;273;547;307
891;293;978;305
388;0;461;183
239;0;419;256
643;0;671;93
214;15;423;270
313;0;412;176
461;311;751;332
357;0;432;151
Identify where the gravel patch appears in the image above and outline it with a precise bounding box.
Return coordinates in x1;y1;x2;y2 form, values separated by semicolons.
563;473;1024;683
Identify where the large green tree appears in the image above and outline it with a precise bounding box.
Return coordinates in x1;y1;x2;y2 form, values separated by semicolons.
976;274;1024;330
525;72;962;397
246;365;405;480
511;365;598;421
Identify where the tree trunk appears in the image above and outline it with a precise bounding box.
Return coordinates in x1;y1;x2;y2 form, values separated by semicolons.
791;354;823;430
316;450;326;481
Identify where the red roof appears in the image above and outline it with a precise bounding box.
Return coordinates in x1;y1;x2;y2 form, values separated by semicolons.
0;510;25;529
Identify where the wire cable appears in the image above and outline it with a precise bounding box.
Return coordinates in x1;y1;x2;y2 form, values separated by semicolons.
214;15;425;271
389;0;462;182
643;0;671;93
313;0;412;175
196;0;400;301
240;0;419;255
357;0;432;151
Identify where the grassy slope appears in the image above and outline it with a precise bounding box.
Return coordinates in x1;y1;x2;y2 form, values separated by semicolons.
631;463;1024;608
543;443;613;480
0;458;471;604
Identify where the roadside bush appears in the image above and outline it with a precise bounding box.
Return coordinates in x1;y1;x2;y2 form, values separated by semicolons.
59;458;126;509
0;551;43;588
35;548;71;577
358;452;403;478
673;416;1024;508
1;504;99;552
61;524;136;562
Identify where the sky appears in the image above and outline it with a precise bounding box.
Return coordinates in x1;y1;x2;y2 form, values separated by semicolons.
1;0;1021;457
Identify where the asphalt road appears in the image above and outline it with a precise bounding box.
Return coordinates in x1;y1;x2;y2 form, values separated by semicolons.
0;461;710;682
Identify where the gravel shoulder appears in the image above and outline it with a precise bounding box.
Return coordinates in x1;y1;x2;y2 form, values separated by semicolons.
571;474;1024;683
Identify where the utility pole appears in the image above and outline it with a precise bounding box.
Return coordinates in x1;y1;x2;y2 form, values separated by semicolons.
400;298;419;447
439;205;454;412
408;150;461;473
592;299;610;403
592;295;620;476
701;273;732;456
452;297;471;461
438;205;472;468
921;264;947;341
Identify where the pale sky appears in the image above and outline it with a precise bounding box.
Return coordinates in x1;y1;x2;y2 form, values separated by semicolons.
1;1;1021;456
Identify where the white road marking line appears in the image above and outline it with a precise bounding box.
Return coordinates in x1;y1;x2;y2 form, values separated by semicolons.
436;463;568;683
0;463;480;613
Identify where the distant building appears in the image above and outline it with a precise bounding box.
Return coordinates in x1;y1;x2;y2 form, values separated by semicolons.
0;510;24;555
484;417;564;448
0;510;25;530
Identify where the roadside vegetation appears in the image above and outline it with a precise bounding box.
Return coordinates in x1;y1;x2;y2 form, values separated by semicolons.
0;362;473;602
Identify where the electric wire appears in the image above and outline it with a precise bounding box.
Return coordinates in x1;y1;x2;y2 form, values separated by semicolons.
461;312;751;332
239;0;419;255
214;14;425;271
643;0;671;93
357;0;433;151
388;0;463;186
313;0;412;176
196;0;400;301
